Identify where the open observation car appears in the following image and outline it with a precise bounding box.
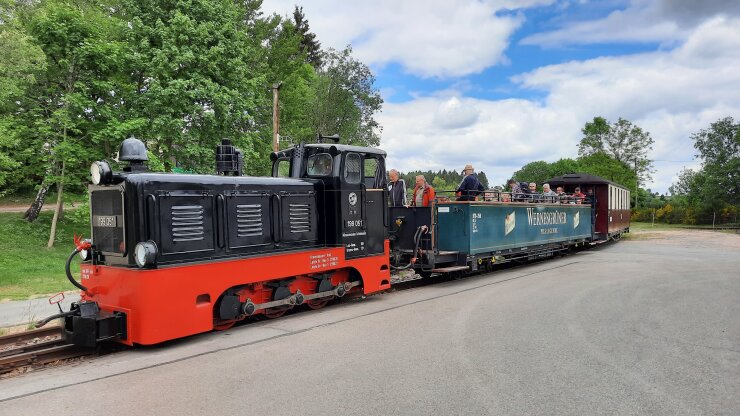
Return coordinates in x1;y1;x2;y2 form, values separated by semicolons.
388;174;630;278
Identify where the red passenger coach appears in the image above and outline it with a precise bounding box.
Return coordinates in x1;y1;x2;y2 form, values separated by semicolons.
547;174;631;240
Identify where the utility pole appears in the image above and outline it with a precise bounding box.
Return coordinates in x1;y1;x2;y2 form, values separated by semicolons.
634;158;639;209
272;82;282;152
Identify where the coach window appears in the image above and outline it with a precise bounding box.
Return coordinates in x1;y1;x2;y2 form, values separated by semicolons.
344;152;362;184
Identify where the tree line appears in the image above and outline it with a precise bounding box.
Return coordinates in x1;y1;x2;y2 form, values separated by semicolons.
0;0;383;243
512;116;738;225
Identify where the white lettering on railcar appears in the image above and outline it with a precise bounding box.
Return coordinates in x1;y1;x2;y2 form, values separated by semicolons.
526;208;567;226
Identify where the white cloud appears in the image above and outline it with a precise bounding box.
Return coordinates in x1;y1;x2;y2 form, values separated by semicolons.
382;17;740;192
521;0;740;47
262;0;554;78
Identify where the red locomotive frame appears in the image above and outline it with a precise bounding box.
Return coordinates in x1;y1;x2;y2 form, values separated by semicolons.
79;242;390;345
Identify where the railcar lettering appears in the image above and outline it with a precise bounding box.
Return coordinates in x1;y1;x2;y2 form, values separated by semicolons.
526;208;567;226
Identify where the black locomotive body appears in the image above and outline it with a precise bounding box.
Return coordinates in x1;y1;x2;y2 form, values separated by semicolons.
58;139;392;346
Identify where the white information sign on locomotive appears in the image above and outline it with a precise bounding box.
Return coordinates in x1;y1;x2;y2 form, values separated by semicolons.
309;252;340;270
574;211;580;229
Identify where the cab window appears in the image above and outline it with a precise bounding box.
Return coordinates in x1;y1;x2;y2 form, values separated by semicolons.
274;158;291;177
344;153;361;184
307;153;333;176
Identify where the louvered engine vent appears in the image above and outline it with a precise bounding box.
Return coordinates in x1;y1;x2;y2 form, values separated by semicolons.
289;203;311;233
171;205;204;242
236;204;263;237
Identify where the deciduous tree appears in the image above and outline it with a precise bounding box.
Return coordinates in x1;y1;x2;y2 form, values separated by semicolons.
579;116;654;183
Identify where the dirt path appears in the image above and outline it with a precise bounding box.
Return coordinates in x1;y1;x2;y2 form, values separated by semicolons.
627;228;740;249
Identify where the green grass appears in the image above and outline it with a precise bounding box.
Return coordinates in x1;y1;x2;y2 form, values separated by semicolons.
0;191;87;206
629;222;687;231
0;211;87;300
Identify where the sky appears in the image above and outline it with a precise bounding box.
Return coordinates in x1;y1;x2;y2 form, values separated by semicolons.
262;0;740;193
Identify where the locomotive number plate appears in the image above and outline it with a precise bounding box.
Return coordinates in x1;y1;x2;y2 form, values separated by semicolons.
94;215;117;228
345;219;363;228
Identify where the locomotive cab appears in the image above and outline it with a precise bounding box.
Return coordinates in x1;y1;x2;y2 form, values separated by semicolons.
271;141;388;259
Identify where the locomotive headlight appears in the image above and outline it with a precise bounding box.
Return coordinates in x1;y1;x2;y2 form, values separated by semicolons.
134;241;157;268
90;161;112;185
79;248;91;261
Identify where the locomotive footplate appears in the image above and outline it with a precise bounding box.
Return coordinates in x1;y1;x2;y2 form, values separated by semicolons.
63;301;127;347
242;281;360;316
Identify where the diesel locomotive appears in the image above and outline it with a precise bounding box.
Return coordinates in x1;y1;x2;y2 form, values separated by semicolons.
43;137;629;347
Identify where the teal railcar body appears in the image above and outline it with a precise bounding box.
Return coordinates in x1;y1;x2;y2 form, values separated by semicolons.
436;202;592;255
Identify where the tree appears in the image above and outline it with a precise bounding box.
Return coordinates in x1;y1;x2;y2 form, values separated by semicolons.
512;160;551;185
579;116;654;183
292;6;321;68
8;0;128;246
120;0;267;173
0;16;45;193
691;116;740;204
576;152;637;194
476;171;489;189
311;46;383;146
547;158;580;178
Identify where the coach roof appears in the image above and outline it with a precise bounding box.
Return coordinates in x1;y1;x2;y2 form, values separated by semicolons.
546;174;629;190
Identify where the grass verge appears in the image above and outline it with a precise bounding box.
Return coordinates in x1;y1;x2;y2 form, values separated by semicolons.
0;211;87;301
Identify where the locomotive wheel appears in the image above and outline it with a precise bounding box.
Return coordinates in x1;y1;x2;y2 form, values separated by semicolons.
213;320;237;330
306;298;330;310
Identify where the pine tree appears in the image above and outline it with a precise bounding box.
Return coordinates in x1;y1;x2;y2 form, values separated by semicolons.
293;6;322;68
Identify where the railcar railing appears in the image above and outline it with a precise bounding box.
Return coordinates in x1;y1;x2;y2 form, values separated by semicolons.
428;189;590;205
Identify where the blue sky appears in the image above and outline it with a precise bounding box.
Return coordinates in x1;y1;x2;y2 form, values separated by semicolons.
263;0;740;192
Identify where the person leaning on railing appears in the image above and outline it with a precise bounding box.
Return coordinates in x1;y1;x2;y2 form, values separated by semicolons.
573;187;586;204
542;183;557;203
411;175;435;207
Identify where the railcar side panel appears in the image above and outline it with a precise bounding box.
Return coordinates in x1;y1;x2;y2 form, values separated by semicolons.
436;203;592;255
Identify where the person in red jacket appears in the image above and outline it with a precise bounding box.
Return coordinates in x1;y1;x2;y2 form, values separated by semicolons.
411;175;435;207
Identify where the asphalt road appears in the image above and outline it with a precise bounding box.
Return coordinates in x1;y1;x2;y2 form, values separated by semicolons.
1;230;738;415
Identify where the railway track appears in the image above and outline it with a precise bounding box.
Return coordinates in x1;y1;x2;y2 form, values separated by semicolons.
0;326;93;376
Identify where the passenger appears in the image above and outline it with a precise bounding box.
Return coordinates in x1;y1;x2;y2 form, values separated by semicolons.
586;188;597;226
573;187;586;204
456;164;485;201
411;175;435;207
508;179;524;201
528;182;540;202
542;183;556;203
555;186;566;203
585;188;596;206
387;169;407;207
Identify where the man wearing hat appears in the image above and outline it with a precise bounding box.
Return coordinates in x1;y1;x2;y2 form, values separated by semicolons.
456;164;485;201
